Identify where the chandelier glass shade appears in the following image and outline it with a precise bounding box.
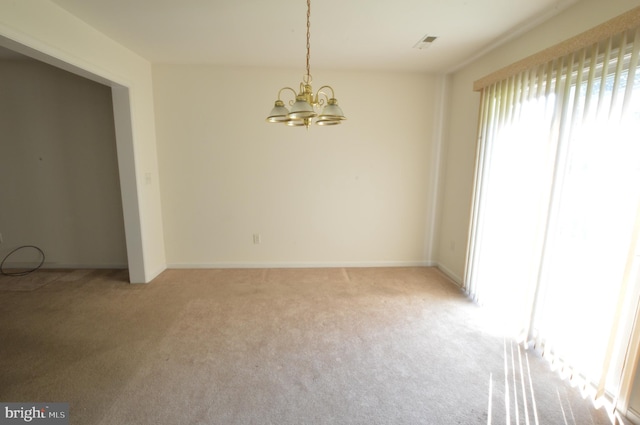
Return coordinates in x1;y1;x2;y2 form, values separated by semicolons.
266;0;346;128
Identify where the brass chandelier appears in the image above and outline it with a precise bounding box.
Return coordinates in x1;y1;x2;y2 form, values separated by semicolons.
266;0;346;128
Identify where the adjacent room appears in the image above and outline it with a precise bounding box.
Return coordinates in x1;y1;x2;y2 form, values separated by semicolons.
1;0;640;423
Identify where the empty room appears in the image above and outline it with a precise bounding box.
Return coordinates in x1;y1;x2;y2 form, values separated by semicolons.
1;0;640;423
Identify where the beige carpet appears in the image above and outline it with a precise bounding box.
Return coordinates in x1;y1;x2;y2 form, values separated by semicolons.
0;269;68;291
0;268;101;291
0;267;617;424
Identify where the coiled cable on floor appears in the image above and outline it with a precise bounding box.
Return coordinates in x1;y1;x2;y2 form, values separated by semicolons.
0;245;45;277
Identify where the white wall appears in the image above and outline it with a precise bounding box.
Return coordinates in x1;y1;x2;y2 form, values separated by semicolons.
0;0;166;282
0;59;127;268
436;0;640;284
154;65;439;267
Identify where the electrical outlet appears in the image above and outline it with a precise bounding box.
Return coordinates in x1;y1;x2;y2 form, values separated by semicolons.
253;233;261;244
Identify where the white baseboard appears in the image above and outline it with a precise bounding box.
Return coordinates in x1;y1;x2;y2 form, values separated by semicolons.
625;408;640;425
166;261;437;269
2;262;127;270
435;262;464;287
139;264;167;284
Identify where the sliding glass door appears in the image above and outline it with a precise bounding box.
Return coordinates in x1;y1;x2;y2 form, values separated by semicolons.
467;26;640;401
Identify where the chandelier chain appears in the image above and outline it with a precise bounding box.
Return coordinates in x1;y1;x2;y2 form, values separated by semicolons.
306;0;311;82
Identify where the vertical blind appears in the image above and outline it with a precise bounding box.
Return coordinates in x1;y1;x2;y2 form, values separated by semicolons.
466;22;640;410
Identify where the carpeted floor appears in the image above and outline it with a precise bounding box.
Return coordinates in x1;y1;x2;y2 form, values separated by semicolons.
0;267;618;424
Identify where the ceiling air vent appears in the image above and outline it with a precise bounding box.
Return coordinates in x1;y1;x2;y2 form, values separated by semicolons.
414;35;438;50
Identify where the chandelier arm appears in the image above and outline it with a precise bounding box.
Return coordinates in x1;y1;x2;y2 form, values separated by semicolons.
278;87;298;101
316;85;336;102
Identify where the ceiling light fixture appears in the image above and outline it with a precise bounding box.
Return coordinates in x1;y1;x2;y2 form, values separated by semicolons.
266;0;346;128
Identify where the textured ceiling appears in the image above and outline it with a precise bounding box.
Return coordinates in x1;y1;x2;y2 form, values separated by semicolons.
46;0;580;73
